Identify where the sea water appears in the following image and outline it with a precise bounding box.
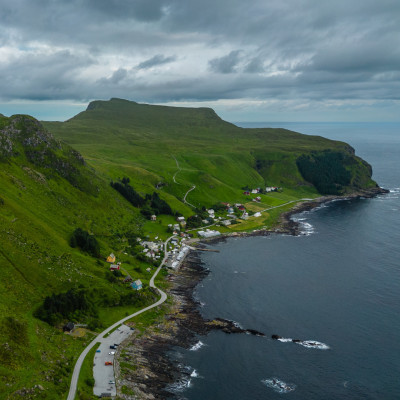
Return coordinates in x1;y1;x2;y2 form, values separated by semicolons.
167;122;400;400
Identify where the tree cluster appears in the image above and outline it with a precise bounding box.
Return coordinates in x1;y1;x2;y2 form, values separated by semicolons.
70;228;100;257
296;151;352;195
110;178;145;208
34;288;97;326
110;177;173;219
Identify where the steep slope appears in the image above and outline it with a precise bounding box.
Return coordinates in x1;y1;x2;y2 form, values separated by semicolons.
0;115;160;399
45;98;378;210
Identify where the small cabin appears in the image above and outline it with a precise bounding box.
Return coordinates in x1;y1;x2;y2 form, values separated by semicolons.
63;322;75;332
151;214;157;221
106;253;116;263
110;264;120;271
131;279;143;290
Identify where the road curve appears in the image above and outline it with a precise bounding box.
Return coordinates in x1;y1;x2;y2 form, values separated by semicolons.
67;236;175;400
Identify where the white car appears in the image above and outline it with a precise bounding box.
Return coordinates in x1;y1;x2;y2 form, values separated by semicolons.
108;351;115;355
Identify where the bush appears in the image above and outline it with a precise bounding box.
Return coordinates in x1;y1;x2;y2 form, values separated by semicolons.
70;228;100;257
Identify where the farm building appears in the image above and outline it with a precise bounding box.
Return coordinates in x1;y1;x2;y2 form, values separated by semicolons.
110;264;120;271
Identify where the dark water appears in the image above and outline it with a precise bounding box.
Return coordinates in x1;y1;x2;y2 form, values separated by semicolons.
168;123;400;400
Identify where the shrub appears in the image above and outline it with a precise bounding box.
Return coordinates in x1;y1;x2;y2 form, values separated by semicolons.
70;228;100;257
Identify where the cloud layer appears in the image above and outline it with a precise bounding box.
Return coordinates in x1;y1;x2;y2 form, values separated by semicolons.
0;0;399;120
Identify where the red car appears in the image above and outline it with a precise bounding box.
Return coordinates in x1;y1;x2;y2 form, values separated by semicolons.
105;361;113;366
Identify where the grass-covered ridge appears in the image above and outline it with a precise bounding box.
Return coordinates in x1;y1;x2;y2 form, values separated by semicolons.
45;98;378;210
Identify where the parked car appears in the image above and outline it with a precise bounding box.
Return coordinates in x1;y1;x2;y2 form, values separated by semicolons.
96;349;101;353
109;380;115;384
105;361;113;366
108;351;115;355
109;345;116;349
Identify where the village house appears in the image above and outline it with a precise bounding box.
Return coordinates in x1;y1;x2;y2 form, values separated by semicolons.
176;216;185;222
221;220;231;226
254;212;262;217
131;279;142;290
227;207;234;214
110;264;120;271
243;191;250;195
251;189;259;194
151;214;157;221
106;253;116;263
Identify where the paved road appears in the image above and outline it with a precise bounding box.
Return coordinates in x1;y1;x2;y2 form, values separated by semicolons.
66;236;174;400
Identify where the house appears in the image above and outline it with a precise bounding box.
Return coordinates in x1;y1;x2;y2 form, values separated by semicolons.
173;224;180;231
106;253;116;263
227;207;234;214
238;205;245;211
123;276;133;283
243;191;250;195
63;322;75;332
110;264;120;271
221;220;231;226
131;279;143;290
254;212;262;217
176;216;185;222
151;214;157;221
255;196;261;202
251;189;259;194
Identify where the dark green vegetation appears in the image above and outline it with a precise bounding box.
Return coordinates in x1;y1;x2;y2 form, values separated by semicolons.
70;228;100;257
296;150;372;195
0;100;379;399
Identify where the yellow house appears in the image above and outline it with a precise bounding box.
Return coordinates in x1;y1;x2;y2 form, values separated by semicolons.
106;253;116;263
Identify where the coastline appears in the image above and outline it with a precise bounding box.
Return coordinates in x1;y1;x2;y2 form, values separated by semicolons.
115;186;388;399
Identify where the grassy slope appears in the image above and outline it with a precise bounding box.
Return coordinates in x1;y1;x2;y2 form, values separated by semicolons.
0;115;167;399
45;98;376;214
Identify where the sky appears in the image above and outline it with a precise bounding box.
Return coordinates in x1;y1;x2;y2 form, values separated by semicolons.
0;0;399;122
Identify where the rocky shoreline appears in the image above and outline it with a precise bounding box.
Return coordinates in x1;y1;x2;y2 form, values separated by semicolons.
116;186;388;399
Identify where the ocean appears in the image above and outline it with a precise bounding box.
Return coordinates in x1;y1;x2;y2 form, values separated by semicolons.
167;122;400;399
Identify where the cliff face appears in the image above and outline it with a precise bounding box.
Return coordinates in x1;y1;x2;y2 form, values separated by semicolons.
0;115;96;194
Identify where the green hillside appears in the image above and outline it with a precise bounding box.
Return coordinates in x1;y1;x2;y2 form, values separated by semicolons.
0;114;165;399
45;98;377;209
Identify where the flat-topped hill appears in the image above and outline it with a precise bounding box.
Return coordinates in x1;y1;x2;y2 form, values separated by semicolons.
45;98;378;207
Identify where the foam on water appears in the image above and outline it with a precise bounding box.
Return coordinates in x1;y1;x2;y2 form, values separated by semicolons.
262;378;296;393
277;337;330;349
298;340;330;350
190;341;205;351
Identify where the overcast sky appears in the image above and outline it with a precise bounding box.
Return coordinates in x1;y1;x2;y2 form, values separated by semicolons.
0;0;399;121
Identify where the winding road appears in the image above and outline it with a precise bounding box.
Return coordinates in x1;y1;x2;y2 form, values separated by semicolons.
66;236;175;400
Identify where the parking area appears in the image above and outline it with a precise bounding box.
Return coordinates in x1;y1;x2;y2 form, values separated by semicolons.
93;324;133;397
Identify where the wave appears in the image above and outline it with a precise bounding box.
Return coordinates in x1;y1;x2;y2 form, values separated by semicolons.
276;337;330;350
167;377;192;393
298;340;330;350
190;341;205;351
262;378;296;393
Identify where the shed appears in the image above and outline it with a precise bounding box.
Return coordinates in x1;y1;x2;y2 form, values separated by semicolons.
131;279;143;290
151;215;157;221
63;322;75;332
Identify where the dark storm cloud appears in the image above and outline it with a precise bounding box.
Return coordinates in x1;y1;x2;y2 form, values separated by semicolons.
136;54;176;69
208;51;242;74
0;0;399;112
